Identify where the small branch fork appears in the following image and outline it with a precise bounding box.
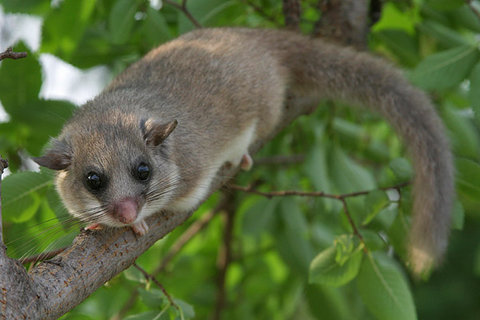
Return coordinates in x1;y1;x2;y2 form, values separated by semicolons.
133;263;179;311
0;47;27;61
164;0;202;28
228;182;410;246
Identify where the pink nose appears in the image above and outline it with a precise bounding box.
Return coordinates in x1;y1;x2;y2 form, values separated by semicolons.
113;198;138;224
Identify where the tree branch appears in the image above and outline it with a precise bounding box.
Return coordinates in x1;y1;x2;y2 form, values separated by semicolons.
163;0;202;28
0;47;27;61
0;88;316;318
283;0;301;30
213;192;235;320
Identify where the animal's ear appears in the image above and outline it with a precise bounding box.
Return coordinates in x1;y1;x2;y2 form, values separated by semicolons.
33;138;72;170
142;119;178;147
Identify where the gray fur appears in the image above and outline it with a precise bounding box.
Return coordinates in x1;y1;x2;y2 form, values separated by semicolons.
35;28;453;274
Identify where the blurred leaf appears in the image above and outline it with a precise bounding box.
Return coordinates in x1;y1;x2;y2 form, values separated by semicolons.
109;0;141;44
173;298;195;319
426;0;464;10
456;158;480;200
124;311;166;320
362;190;390;225
41;0;97;58
469;62;480;124
442;106;480;159
451;201;464;230
374;29;419;66
410;45;479;90
274;198;314;275
1;0;50;14
124;266;147;284
138;288;166;309
143;7;173;47
2;171;52;222
305;284;352;320
389;158;413;181
330;146;376;192
418;20;470;48
372;2;418;34
309;241;363;287
451;5;480;33
357;252;417;320
0;43;41;111
242;197;278;236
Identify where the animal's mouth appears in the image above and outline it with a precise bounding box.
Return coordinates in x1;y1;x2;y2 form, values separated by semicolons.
111;197;143;225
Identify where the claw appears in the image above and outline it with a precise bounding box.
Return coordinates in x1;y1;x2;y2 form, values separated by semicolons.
131;220;149;236
240;153;253;171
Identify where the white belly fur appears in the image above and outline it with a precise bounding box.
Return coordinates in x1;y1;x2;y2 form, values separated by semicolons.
171;121;257;212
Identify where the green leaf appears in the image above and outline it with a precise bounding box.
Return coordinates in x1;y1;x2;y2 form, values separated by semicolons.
389;158;413;181
242;197;278;236
1;0;50;14
173;298;195;319
469;62;480;125
442;106;480;160
309;243;363;287
138;288;166;309
456;158;480;200
124;266;147;284
410;45;480;90
143;7;173;47
274;199;314;275
374;29;419;66
41;0;96;58
363;190;390;225
451;201;464;230
330;146;376;193
0;43;41;112
305;284;353;320
124;311;166;320
426;0;464;10
418;20;469;48
109;0;141;44
451;5;480;33
357;252;417;320
1;171;53;222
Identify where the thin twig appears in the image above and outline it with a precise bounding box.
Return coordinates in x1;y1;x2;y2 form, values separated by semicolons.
283;0;301;30
244;0;281;25
0;157;8;248
213;192;235;320
254;154;305;166
228;181;410;200
467;0;480;21
229;181;410;247
164;0;202;28
133;263;180;311
0;48;27;61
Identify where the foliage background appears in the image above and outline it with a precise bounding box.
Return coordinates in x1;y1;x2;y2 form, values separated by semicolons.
1;0;480;319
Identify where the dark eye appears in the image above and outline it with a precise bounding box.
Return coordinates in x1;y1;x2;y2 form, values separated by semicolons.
86;172;103;191
135;162;150;181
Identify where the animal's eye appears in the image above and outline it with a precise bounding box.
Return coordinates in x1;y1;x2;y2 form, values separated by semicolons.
135;162;150;181
86;172;103;191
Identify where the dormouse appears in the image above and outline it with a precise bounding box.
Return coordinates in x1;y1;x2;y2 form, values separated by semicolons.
34;28;454;274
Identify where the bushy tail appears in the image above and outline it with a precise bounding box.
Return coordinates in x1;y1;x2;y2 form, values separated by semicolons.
270;30;454;274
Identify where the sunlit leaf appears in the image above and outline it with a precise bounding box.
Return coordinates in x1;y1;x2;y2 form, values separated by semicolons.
357;252;417;320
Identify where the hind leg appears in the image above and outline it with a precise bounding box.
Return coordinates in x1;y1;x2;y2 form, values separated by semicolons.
240;153;253;171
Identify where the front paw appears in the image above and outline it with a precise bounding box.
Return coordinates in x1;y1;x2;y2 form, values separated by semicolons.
131;220;149;236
